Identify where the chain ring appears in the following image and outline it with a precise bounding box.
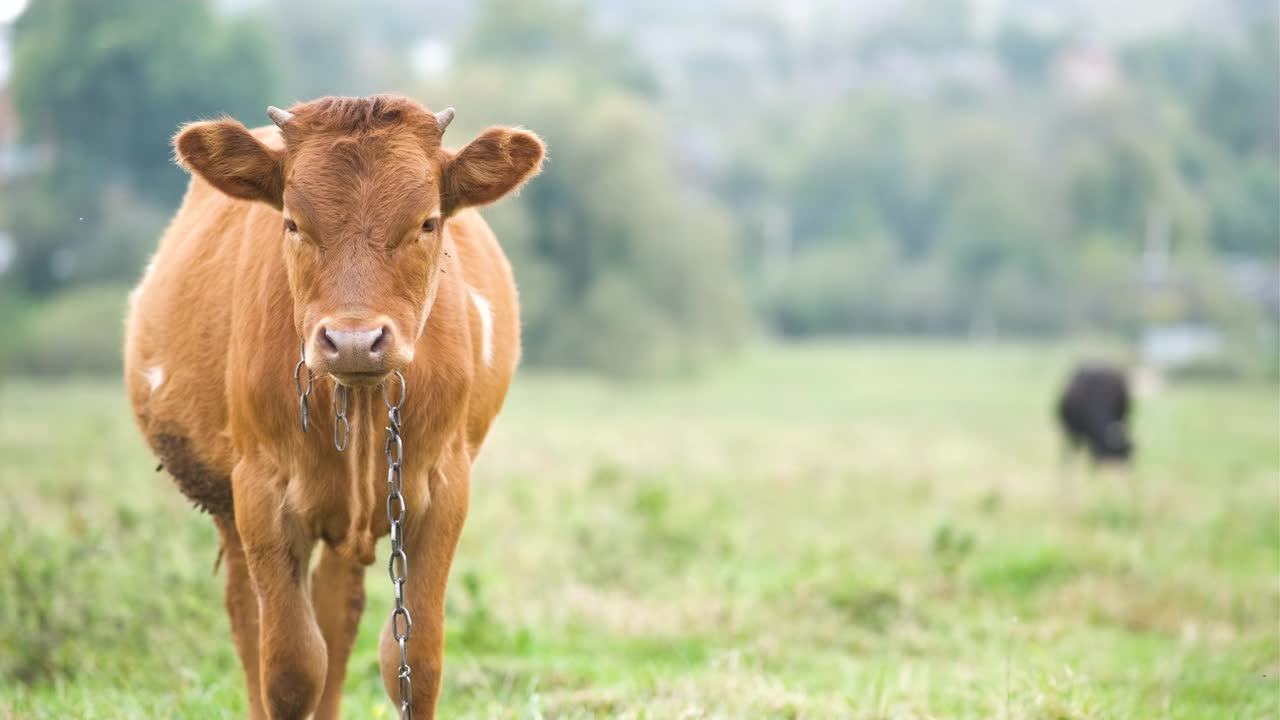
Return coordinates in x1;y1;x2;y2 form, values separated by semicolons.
332;383;350;451
382;369;412;718
294;344;312;433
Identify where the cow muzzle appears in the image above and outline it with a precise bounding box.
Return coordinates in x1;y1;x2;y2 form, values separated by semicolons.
309;316;406;386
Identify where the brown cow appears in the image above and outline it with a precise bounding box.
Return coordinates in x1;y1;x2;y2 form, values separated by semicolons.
124;95;543;719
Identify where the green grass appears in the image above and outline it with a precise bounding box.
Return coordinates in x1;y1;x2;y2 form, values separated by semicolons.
1;343;1277;719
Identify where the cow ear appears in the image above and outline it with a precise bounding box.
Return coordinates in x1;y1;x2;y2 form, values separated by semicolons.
441;127;545;217
174;119;284;208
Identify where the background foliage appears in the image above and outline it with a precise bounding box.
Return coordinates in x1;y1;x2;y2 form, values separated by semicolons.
0;0;1275;376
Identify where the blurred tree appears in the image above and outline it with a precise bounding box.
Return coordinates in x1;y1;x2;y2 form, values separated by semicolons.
785;96;936;259
1124;19;1279;258
1208;156;1280;258
8;0;277;292
769;238;897;336
262;0;442;100
457;0;657;98
2;0;1275;373
432;1;747;375
995;22;1071;85
864;0;973;55
1193;20;1279;157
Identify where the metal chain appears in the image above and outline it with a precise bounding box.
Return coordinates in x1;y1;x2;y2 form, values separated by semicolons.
297;352;411;715
294;343;313;432
383;370;412;719
332;383;350;451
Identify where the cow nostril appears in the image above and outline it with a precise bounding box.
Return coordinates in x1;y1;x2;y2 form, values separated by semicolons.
320;327;339;355
370;326;390;355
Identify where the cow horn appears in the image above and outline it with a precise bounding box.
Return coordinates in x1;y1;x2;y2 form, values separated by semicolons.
267;106;294;128
434;107;455;134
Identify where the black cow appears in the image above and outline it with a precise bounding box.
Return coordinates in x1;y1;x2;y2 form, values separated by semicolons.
1056;364;1133;463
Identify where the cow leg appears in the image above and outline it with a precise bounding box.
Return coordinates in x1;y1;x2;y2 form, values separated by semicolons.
1057;434;1078;501
378;459;470;718
215;517;268;720
1059;433;1076;466
232;457;327;720
311;544;367;720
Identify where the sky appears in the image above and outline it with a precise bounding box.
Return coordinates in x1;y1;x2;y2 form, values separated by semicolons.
0;0;26;24
0;0;25;84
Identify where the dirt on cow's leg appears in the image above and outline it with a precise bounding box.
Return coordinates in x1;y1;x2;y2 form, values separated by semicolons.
379;456;470;719
216;517;268;720
311;544;367;720
232;457;327;720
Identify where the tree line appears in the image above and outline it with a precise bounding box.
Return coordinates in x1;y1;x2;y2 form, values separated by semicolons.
1;0;1275;376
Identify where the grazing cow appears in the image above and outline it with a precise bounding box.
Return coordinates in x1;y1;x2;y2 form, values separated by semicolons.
1056;364;1134;464
125;95;543;719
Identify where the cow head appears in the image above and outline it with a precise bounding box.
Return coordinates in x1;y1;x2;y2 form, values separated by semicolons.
174;95;544;386
1096;420;1133;462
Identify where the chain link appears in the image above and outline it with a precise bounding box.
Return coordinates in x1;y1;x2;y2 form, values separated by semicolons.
294;343;313;432
332;383;350;451
297;354;411;715
383;369;412;719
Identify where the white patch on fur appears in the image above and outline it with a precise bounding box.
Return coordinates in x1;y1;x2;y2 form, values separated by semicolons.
469;289;494;367
144;365;165;391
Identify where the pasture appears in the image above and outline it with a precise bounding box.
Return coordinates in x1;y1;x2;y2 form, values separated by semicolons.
1;343;1276;719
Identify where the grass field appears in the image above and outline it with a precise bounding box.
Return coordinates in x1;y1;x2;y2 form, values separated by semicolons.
1;343;1277;719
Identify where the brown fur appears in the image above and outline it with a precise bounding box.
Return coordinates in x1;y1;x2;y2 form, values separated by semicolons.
125;94;543;719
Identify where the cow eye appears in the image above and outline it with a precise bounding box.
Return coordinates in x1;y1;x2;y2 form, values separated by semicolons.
284;219;298;233
421;218;437;233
